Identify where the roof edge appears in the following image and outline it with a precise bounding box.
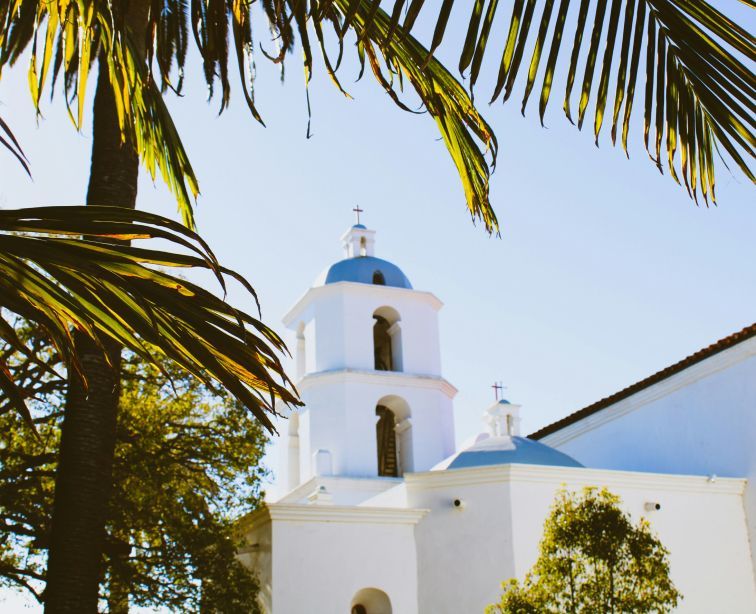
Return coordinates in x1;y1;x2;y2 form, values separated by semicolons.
530;323;756;441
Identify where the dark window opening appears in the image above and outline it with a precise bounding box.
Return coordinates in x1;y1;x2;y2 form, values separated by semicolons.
372;270;385;285
376;406;399;477
373;316;393;370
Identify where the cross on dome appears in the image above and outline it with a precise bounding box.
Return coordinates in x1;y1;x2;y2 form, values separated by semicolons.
491;381;506;401
352;205;364;225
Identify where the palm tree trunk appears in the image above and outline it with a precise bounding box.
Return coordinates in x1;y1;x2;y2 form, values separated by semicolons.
44;63;138;613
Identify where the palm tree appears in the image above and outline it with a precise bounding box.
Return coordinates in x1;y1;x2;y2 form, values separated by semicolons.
1;1;753;612
0;207;300;610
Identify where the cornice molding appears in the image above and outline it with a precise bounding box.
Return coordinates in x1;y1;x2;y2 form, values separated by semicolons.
298;368;458;398
275;476;403;504
283;282;443;327
404;464;745;495
539;340;756;447
266;504;429;525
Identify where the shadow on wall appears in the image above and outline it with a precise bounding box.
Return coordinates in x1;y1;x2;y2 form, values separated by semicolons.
373;306;402;372
375;395;413;477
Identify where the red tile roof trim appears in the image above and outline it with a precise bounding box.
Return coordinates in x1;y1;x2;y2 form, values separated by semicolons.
529;323;756;441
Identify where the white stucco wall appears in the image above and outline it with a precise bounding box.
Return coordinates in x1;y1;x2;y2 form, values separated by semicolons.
540;339;756;575
405;464;756;614
295;372;456;482
263;506;424;614
407;471;516;613
284;283;444;377
506;468;755;613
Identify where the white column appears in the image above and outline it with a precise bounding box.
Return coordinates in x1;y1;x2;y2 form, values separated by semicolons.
395;418;413;474
388;322;403;372
296;327;306;380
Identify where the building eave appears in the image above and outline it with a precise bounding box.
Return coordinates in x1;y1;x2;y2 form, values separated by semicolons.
274;475;404;505
282;282;444;328
298;368;458;398
530;323;756;442
404;463;746;495
264;503;429;525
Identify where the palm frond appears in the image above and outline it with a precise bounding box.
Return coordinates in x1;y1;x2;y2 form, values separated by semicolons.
0;206;300;432
381;0;754;204
161;0;499;230
3;1;753;229
0;114;30;175
278;0;754;205
1;1;200;228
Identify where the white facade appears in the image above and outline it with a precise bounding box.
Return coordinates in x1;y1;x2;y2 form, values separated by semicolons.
405;466;753;613
240;225;756;613
536;329;756;580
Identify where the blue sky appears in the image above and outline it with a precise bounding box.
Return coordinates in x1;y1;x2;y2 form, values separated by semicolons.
1;3;754;608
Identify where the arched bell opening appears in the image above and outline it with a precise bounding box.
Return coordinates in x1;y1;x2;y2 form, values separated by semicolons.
372;306;402;372
350;587;392;614
375;395;412;477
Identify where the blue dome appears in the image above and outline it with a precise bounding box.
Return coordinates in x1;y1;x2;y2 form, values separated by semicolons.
316;256;412;289
434;435;583;470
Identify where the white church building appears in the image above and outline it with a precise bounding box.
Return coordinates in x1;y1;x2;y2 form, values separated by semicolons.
239;223;756;613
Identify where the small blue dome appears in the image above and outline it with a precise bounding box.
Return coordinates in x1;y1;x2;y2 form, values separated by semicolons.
315;256;412;289
434;435;583;470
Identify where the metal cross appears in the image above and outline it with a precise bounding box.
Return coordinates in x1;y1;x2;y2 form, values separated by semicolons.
491;381;505;401
352;205;364;225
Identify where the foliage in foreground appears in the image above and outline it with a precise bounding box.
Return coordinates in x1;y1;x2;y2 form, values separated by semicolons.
0;206;299;432
487;487;681;614
3;1;754;235
0;321;267;611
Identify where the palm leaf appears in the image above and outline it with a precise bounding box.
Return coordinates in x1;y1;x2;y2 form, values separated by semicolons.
3;0;753;228
0;115;30;176
401;0;754;205
2;0;200;228
0;206;300;432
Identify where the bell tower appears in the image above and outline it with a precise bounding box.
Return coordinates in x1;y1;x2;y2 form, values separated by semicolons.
280;224;457;491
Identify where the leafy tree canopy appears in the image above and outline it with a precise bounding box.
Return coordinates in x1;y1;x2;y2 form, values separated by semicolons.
487;487;682;614
0;319;268;612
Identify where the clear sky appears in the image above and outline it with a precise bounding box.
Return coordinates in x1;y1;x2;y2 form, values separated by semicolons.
1;3;754;609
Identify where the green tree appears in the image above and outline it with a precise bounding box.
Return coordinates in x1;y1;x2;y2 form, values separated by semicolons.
1;2;752;611
487;487;682;614
0;321;269;612
0;206;297;612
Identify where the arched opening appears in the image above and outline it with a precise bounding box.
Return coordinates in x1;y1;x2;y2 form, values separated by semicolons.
375;395;412;476
372;270;385;285
350;588;392;614
359;236;367;257
372;307;402;372
375;406;398;476
373;316;393;371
